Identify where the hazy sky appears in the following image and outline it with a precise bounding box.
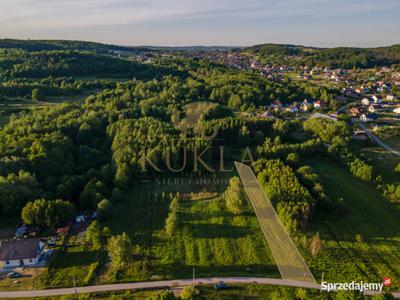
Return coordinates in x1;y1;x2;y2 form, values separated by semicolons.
1;0;400;47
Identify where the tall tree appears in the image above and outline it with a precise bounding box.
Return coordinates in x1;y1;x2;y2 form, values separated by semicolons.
31;88;44;101
224;177;246;214
107;233;132;270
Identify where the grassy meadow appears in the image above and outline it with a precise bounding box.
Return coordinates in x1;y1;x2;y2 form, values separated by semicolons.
98;180;279;283
359;145;400;184
302;159;400;289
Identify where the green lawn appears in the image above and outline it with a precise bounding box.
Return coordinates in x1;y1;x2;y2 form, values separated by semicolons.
303;160;400;288
0;115;9;127
97;178;279;283
357;145;400;184
45;89;100;103
383;136;400;152
34;243;103;288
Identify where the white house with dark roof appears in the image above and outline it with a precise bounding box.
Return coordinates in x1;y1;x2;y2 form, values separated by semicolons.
371;95;383;104
0;238;45;268
361;98;370;106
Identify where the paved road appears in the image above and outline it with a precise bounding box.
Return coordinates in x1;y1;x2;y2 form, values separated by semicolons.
234;162;316;283
0;277;398;298
353;121;400;157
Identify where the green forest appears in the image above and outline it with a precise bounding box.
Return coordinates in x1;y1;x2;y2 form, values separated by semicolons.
247;43;400;68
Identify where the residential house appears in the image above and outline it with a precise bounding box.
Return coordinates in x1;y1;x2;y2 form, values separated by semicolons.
75;215;85;223
301;99;311;112
310;67;320;75
259;111;274;118
360;113;378;122
0;239;45;268
394;107;400;115
313;100;324;110
361;98;370;106
349;107;361;117
285;106;299;114
368;105;376;113
377;83;390;93
356;86;370;95
386;95;398;101
330;74;339;81
56;222;71;236
371;95;383;104
270;100;282;112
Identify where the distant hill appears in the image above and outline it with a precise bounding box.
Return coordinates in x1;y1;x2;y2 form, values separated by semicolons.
0;39;152;53
0;39;238;53
0;50;178;80
2;39;400;68
246;43;309;56
246;43;400;68
144;46;241;51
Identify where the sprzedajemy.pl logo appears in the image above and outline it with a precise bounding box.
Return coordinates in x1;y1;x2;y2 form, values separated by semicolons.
321;278;392;293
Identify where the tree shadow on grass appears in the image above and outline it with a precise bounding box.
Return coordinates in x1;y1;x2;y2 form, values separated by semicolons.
154;262;280;280
185;223;253;239
179;210;255;222
49;249;100;268
362;242;400;278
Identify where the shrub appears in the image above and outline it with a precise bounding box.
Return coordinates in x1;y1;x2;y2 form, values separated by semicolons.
395;163;400;174
310;232;321;257
286;152;300;167
180;286;199;300
349;158;373;181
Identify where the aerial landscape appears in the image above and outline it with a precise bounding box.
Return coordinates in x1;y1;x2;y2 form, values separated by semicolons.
0;1;400;299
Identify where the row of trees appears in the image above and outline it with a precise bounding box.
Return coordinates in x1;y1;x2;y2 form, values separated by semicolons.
0;77;117;99
303;117;374;181
257;137;324;160
86;222;134;272
256;159;315;232
375;125;400;140
21;198;75;228
165;196;180;237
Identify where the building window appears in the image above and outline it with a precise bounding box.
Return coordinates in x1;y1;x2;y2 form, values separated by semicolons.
5;260;9;265
29;258;33;263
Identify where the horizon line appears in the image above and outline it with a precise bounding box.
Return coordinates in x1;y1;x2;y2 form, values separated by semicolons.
1;38;400;50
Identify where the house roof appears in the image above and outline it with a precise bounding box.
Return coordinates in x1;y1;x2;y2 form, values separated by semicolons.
0;238;42;260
